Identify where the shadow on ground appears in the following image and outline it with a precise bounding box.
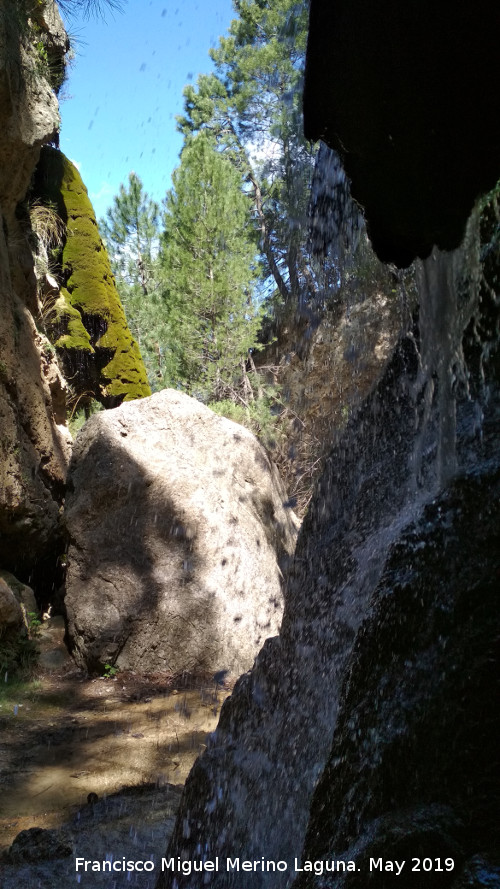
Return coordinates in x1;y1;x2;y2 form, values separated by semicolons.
0;619;230;872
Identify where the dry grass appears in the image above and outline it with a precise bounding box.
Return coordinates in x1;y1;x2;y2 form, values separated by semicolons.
29;200;65;260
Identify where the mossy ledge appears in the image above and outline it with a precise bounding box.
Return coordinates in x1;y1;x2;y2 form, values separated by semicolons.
32;146;151;406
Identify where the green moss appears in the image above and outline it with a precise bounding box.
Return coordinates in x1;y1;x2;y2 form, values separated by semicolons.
52;290;94;352
32;147;151;405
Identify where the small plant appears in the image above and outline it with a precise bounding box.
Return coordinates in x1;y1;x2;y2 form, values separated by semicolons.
27;612;42;639
35;39;48;66
29;199;66;290
29;200;65;253
0;631;39;678
102;663;118;679
67;397;103;438
42;341;56;358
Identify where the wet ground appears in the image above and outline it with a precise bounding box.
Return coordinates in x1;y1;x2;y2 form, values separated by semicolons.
0;617;230;887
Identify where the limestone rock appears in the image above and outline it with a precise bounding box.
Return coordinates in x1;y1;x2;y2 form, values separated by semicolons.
0;0;71;575
64;389;298;676
0;577;24;629
1;827;72;864
32;147;152;407
256;231;413;512
303;1;500;265
159;200;500;888
0;569;37;614
294;474;500;888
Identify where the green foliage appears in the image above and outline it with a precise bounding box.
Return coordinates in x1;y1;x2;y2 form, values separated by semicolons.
67;397;103;437
102;662;118;679
208;399;248;426
160;132;261;401
0;631;39;679
27;612;42;637
35;39;48;65
209;386;284;451
99;174;166;388
100;173;160;295
177;0;316;310
100;1;317;466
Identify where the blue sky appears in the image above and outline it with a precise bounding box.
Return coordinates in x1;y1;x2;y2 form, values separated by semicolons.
59;0;235;221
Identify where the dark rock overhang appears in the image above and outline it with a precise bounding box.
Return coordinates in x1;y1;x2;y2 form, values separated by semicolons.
303;1;500;266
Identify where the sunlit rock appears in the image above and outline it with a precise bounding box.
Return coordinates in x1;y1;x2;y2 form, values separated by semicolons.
64;389;298;676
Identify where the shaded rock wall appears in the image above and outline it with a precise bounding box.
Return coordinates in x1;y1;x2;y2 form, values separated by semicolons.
288;182;500;889
0;0;71;578
32;146;151;407
158;189;499;887
294;472;500;889
64;389;298;676
303;2;500;265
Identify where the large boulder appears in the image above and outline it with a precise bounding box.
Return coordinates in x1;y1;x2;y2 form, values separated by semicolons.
0;570;37;615
64;389;298;676
0;577;24;631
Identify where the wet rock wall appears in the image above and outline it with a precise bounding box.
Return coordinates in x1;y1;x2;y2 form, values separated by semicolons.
158;190;500;888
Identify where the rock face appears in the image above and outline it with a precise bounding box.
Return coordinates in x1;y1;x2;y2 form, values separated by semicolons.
0;3;149;590
294;473;500;889
0;577;24;631
158;189;499;886
0;0;71;578
303;1;500;265
32;146;151;407
0;570;37;615
2;827;72;864
64;389;298;676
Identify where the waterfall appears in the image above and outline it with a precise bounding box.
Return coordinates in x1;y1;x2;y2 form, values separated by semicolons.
159;172;499;889
308;142;363;270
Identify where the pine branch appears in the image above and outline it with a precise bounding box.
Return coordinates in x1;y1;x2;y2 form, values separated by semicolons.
246;169;290;303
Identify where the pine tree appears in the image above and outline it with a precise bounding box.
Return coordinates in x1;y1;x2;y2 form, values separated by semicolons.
160;133;260;402
176;0;316;310
100;172;160;297
99;174;170;388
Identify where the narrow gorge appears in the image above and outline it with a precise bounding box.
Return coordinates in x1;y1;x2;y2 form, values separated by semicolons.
0;1;498;888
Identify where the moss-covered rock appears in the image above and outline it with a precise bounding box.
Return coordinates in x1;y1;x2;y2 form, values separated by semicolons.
32;146;151;406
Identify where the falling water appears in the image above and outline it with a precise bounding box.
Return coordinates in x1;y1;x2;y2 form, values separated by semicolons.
411;217;484;491
159;154;499;888
309;142;363;269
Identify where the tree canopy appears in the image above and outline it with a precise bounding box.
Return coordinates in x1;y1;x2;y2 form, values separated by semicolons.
100;0;320;438
177;0;316;309
160;132;260;401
